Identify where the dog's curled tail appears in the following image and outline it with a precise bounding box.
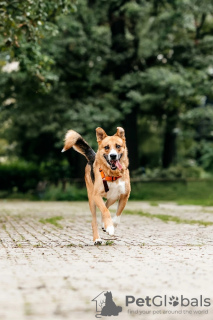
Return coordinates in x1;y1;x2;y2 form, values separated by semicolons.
62;130;96;164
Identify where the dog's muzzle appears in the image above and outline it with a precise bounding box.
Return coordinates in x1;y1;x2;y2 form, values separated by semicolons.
104;154;123;170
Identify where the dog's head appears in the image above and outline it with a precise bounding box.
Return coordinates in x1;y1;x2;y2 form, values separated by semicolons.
96;127;128;172
104;291;112;299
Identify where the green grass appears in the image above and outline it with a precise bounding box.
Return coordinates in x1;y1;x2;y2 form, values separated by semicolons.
24;302;33;316
67;243;76;247
39;216;63;228
33;243;43;248
16;243;22;248
124;209;213;226
177;199;213;206
1;180;213;206
105;240;114;246
130;181;213;206
149;201;159;207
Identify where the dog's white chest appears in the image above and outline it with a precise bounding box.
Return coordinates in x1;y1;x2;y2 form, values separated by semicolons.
107;179;126;200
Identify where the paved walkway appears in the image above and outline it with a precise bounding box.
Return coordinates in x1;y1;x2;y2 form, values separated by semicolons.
0;201;213;320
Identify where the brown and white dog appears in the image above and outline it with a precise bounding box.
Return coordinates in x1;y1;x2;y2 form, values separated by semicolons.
62;127;131;244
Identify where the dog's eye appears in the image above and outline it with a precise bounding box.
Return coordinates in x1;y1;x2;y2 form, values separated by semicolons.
116;144;121;149
104;145;109;150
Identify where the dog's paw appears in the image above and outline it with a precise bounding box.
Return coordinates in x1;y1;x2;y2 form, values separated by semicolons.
94;238;102;245
102;222;106;232
112;215;121;227
106;225;115;236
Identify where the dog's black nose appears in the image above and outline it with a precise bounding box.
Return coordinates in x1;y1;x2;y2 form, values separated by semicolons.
110;154;117;160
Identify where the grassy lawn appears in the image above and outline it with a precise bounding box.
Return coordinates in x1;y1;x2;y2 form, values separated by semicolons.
1;180;213;206
130;181;213;206
124;209;213;226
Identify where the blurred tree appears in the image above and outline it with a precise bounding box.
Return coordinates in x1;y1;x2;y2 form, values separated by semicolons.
1;0;213;178
0;0;122;177
0;0;77;90
0;0;75;43
113;0;213;168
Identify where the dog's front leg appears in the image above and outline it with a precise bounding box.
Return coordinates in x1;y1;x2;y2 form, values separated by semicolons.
93;194;114;236
112;193;129;226
101;198;118;232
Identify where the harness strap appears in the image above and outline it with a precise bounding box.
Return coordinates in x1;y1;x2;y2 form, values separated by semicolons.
99;168;121;192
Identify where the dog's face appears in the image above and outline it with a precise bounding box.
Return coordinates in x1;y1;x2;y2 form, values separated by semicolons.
96;127;126;171
104;291;112;299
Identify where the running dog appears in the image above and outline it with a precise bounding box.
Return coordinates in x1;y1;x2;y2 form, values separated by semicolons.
62;127;131;244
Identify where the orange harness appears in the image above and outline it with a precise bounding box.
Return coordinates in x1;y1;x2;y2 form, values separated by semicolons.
99;168;121;192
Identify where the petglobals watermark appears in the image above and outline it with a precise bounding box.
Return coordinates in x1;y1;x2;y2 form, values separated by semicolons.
126;295;211;308
92;292;211;318
126;295;211;317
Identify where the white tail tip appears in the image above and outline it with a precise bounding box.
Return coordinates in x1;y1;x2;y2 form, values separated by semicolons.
61;148;65;153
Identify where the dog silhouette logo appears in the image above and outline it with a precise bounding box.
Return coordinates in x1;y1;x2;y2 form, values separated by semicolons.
92;291;122;318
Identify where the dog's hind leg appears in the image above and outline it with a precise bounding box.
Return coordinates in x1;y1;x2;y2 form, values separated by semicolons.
89;198;102;245
101;198;117;232
112;194;129;226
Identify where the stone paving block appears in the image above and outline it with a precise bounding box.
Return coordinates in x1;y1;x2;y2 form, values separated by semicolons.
0;201;212;319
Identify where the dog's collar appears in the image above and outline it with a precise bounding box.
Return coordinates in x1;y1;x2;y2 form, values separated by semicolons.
99;168;121;192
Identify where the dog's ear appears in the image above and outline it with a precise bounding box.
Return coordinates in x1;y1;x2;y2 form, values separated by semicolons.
96;127;107;143
114;127;125;141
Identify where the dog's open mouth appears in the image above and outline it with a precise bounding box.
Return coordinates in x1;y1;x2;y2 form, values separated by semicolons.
104;154;123;171
109;159;122;171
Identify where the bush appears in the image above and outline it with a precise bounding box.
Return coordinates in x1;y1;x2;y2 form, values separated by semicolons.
0;160;72;192
133;163;211;180
42;183;88;201
0;161;41;192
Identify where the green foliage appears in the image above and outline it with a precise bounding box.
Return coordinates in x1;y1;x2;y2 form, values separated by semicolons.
0;1;122;164
42;183;88;201
0;0;75;43
0;160;41;192
0;0;76;95
1;0;213;191
198;142;213;171
0;160;71;192
181;105;213;124
136;164;210;180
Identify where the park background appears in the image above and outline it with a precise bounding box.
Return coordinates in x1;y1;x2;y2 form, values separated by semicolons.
1;0;213;205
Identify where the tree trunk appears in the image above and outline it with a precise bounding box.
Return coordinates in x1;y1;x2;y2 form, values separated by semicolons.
108;1;129;79
124;107;139;170
66;149;86;180
162;115;178;168
108;1;139;171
